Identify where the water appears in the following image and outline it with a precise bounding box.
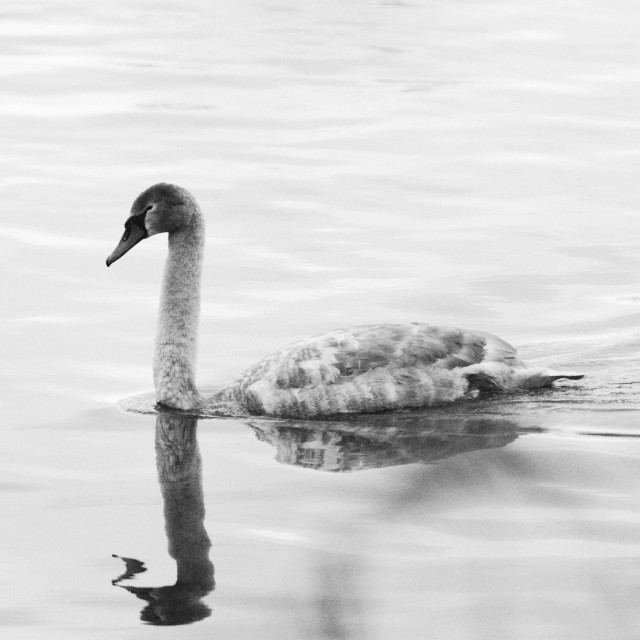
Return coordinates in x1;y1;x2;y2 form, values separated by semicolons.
2;0;640;637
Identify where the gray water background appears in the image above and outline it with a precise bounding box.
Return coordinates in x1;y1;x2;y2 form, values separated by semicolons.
2;1;640;638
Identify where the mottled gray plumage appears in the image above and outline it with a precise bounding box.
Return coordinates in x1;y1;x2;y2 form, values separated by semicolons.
211;323;580;418
107;184;584;419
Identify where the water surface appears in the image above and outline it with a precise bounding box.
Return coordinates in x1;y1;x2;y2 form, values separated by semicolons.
1;1;640;638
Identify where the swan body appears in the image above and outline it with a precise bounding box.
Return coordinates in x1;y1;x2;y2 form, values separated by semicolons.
107;183;583;419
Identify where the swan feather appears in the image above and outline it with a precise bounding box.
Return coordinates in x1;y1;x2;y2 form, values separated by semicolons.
212;322;576;418
107;184;584;419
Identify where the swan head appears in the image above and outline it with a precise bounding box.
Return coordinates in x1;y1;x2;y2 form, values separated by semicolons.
106;183;199;266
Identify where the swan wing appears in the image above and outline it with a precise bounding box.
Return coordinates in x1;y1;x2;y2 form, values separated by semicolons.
220;323;515;416
236;323;494;386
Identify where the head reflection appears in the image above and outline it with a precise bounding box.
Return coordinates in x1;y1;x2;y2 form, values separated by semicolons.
113;413;215;626
249;411;535;472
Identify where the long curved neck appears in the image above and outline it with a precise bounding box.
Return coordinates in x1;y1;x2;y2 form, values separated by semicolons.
154;210;205;410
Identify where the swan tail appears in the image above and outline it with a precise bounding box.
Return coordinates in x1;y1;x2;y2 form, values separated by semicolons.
513;368;585;390
463;364;585;394
538;370;585;385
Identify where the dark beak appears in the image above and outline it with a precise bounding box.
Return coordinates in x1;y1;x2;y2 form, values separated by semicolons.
106;219;148;267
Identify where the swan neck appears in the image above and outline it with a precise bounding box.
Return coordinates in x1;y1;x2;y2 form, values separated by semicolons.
154;211;205;410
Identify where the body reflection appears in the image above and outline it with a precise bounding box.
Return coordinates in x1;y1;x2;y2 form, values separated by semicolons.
113;414;215;625
112;407;536;632
248;410;537;472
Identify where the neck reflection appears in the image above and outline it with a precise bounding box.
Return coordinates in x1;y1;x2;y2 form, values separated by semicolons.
113;413;214;625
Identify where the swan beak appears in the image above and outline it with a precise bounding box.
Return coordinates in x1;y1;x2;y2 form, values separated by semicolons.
106;222;148;267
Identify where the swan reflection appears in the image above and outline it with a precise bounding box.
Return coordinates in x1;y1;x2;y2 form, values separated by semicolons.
248;410;537;472
112;407;535;627
113;413;214;626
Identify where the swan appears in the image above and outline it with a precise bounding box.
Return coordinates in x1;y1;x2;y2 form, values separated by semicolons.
106;183;583;418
